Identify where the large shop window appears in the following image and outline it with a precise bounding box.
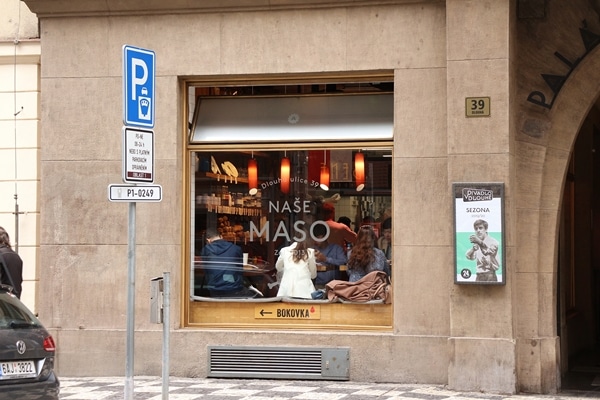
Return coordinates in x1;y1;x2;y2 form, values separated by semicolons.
185;81;394;330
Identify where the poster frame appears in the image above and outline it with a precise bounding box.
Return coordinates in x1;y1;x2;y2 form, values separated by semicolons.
453;182;505;285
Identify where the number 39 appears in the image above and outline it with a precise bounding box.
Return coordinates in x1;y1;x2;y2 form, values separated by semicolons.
470;99;485;110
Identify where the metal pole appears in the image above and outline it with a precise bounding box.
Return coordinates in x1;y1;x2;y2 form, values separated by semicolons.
125;201;136;400
162;272;170;400
13;35;21;255
13;197;19;253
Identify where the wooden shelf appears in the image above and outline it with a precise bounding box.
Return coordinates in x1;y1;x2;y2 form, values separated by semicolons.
196;204;262;216
196;171;249;184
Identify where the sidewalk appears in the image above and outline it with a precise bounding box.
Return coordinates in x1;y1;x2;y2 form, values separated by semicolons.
58;376;598;400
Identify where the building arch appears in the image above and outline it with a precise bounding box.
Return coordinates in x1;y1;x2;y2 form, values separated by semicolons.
518;43;600;392
539;42;600;277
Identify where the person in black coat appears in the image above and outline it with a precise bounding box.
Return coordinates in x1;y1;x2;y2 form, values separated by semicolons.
200;228;256;298
0;227;23;299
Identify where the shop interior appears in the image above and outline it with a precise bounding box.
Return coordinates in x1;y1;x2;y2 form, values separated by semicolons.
191;148;392;298
185;79;394;302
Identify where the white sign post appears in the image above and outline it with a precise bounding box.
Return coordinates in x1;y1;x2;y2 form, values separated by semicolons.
116;44;163;400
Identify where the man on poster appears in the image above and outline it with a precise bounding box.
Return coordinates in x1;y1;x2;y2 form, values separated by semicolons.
465;219;499;282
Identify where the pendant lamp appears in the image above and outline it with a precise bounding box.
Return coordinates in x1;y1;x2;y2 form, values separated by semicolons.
320;150;330;191
280;152;290;194
248;152;258;195
355;151;365;191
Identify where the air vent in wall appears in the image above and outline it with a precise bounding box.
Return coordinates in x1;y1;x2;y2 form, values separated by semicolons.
208;346;350;380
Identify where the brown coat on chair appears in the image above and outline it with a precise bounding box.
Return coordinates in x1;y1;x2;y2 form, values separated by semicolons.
325;270;391;303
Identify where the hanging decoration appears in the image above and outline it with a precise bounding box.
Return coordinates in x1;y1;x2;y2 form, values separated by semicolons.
320;150;330;190
248;151;258;195
280;152;291;194
355;151;365;191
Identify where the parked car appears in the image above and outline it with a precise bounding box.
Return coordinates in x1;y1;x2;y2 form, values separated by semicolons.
0;285;59;399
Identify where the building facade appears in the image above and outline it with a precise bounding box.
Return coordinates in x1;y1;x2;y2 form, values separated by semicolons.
0;0;40;312
20;0;600;394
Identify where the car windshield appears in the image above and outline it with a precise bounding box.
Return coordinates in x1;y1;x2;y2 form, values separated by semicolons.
0;291;40;329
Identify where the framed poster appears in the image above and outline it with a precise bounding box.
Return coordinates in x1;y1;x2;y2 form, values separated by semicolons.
453;183;505;285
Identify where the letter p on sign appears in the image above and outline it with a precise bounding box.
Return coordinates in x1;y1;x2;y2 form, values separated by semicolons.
123;45;155;128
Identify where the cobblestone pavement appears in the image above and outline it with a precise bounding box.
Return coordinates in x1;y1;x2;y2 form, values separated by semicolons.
58;376;600;400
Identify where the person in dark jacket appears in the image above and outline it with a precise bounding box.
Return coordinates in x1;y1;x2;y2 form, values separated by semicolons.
0;226;23;299
200;228;256;297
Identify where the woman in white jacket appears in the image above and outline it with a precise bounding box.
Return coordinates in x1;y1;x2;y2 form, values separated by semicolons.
275;241;317;299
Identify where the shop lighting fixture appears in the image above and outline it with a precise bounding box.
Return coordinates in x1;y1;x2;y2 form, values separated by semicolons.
280;152;290;194
320;150;330;191
248;151;258;195
355;151;365;191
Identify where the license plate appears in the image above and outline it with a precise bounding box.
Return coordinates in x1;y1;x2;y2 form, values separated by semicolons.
0;361;36;379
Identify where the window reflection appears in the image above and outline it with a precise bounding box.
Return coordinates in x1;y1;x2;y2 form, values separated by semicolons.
191;149;392;301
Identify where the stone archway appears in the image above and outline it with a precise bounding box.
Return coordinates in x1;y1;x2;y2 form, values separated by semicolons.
516;44;600;393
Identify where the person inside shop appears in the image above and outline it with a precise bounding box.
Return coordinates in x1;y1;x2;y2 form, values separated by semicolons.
0;226;23;299
320;202;357;249
200;228;258;298
275;239;317;299
337;216;352;230
357;215;376;232
312;223;347;289
336;216;354;252
346;225;390;282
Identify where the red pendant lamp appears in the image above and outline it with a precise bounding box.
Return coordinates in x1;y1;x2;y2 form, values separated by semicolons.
355;151;365;191
248;152;258;195
280;152;290;194
320;150;330;191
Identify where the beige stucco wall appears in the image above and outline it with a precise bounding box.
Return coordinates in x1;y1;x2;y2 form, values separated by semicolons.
22;0;600;395
446;0;516;392
0;0;38;40
33;0;462;386
26;0;516;393
0;0;40;312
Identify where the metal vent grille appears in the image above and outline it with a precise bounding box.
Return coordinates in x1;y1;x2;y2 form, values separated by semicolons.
208;346;349;380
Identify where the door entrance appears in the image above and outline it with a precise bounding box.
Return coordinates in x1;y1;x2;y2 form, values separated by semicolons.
559;106;600;392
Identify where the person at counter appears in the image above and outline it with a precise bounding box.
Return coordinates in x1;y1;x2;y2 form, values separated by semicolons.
200;228;258;298
321;203;357;249
312;223;347;289
337;216;352;230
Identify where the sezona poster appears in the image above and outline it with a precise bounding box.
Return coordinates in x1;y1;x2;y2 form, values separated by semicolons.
453;183;505;285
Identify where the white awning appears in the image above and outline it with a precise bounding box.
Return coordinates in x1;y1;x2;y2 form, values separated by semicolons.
190;93;393;143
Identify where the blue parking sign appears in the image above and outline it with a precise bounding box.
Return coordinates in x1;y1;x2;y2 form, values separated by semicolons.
123;45;155;128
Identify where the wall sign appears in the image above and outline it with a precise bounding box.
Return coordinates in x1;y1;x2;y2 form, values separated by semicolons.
122;126;154;183
453;183;505;285
254;304;321;320
123;45;155;128
465;97;490;117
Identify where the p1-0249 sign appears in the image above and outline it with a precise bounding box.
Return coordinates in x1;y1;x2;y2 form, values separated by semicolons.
108;184;162;202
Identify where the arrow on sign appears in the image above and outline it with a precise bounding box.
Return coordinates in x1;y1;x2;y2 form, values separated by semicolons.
260;309;273;316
